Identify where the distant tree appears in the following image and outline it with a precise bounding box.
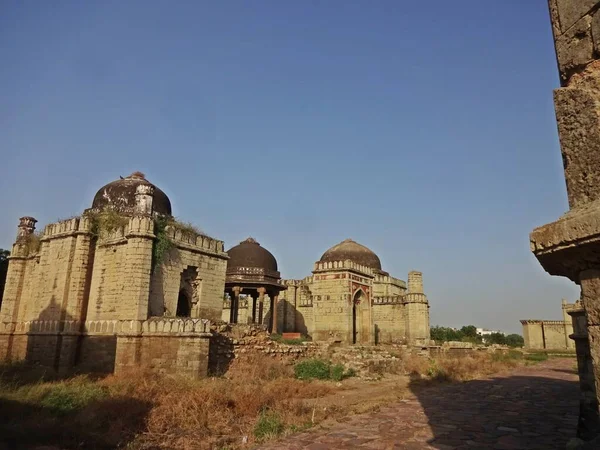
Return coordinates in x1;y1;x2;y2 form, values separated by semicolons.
431;326;464;344
505;334;524;348
487;332;507;345
460;325;478;338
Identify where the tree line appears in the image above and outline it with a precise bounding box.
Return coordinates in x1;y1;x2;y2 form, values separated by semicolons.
431;325;524;348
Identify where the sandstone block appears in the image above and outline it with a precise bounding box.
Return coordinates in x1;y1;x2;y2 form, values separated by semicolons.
554;0;598;34
554;87;600;207
555;14;594;83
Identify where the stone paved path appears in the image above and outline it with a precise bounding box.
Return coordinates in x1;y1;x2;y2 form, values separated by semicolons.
259;358;579;450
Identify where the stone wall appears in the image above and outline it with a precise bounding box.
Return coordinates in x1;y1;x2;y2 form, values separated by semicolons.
520;320;574;350
148;228;228;321
0;319;214;379
208;323;322;375
372;300;406;344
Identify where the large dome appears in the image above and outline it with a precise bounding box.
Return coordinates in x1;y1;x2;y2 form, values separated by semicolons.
227;237;278;272
320;239;382;270
92;172;172;215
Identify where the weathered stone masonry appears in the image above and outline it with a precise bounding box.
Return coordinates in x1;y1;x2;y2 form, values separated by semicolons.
530;0;600;442
0;173;227;379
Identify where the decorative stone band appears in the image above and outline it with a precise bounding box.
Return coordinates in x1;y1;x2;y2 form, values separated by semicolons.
0;318;213;337
519;319;568;325
280;279;304;287
313;260;374;276
372;296;404;305
403;293;429;304
372;293;429;305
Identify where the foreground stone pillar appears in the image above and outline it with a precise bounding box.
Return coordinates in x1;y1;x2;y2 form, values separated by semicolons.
530;1;600;443
257;287;266;325
567;300;600;440
271;294;279;334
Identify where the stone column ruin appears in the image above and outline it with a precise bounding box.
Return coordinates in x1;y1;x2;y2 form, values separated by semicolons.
530;0;600;443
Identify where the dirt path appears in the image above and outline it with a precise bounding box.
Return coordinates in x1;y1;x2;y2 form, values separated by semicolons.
258;358;579;450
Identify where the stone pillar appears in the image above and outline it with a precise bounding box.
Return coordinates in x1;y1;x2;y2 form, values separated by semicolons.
251;293;257;324
124;216;155;320
529;1;600;443
16;216;37;242
408;271;423;293
271;293;279;334
0;217;37;323
64;217;95;322
230;286;241;324
257;287;266;325
568;300;600;440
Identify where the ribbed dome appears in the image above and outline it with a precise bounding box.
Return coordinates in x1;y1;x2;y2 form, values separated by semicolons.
92;172;172;215
320;239;382;270
227;237;278;272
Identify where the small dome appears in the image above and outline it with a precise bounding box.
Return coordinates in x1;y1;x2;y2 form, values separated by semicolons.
92;172;172;215
227;237;278;272
320;239;382;270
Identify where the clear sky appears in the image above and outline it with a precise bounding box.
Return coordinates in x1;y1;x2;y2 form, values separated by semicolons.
0;1;579;334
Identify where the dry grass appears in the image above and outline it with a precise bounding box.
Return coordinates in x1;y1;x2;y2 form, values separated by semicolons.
0;356;331;450
0;351;528;449
405;350;523;383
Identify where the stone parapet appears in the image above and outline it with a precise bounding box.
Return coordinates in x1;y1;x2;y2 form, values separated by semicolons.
0;318;212;337
520;319;567;325
42;217;85;241
373;274;406;289
313;260;374;276
167;226;227;258
404;292;429;304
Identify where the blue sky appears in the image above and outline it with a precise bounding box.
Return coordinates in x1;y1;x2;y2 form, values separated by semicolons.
0;1;578;333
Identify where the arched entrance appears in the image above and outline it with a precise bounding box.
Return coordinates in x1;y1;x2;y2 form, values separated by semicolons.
176;290;191;317
352;289;370;344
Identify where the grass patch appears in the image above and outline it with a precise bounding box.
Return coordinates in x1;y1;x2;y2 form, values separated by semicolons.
38;381;108;415
254;410;285;441
524;352;549;362
294;359;355;381
270;334;309;345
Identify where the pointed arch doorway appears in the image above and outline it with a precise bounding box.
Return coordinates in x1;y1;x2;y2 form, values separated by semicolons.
352;289;370;344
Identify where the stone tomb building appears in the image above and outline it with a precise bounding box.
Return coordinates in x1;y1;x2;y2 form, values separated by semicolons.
0;172;431;378
520;299;576;351
0;172;228;378
223;238;431;346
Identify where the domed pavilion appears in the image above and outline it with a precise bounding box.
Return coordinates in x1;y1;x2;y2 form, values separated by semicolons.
1;171;228;379
225;238;286;331
275;238;430;345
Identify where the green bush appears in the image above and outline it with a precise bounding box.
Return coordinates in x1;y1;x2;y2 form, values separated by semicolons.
294;360;356;381
330;364;345;381
40;382;107;415
254;410;284;440
294;359;331;380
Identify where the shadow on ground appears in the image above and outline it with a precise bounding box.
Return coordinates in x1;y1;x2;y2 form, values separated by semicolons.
0;364;152;450
408;361;579;449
